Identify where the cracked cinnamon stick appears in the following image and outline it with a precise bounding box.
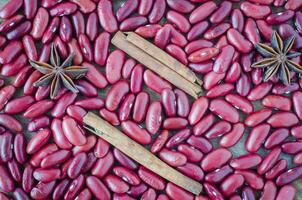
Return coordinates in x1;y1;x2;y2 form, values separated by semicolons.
111;31;202;99
83;112;203;195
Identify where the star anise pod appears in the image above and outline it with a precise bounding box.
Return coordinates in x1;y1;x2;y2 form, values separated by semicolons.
252;31;302;85
29;43;88;99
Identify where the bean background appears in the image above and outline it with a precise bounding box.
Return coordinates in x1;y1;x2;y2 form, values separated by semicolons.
0;0;302;199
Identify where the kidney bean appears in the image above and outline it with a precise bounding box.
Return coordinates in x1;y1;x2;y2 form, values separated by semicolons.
42;17;60;44
121;121;152;145
244;109;272;127
262;95;291;111
188;97;208;125
177;163;204;181
251;68;263;85
92;151;114;178
116;0;138;22
205;164;233;184
282;141;302;154
121;17;148;31
1;54;27;77
131;64;144;94
0;0;22;19
0;40;22;64
166;44;188;65
206;24;231;42
13;134;27;165
206;84;234;99
279;24;302;49
7;20;31;39
33;168;61;182
128;183;148;198
75;188;92;200
58;16;72;42
80;153;96;174
203;71;225;90
0;132;13;163
75;98;104;110
68;38;83;65
138;0;153;15
163;117;188;130
0;114;22;132
187;21;209;41
7;158;22;183
220;174;244;197
185;39;213;55
267;10;294;25
38;43;51;62
213;45;235;73
26;129;51;155
114;193;136;200
118;94;134;122
273;83;300;95
159;148;187;167
67;105;86;124
154;26;171;49
27;115;50;132
40;150;70;168
92;138;109;158
167;11;190;33
97;0;117;33
30;143;58;168
142;188;156;200
264;128;289;149
291;125;302;139
67;153;87;179
99;108;120;126
189;61;213;74
193;114;214;135
51;3;76;16
230;154;262;170
267;112;299;128
164;129;190;148
276;166;302;186
23;100;53;119
23;70;42;95
30;180;56;199
113;166;140;186
87;176;111;200
177;144;203;163
276;185;296;200
104;174;130;193
82;64;107;89
53;179;70;200
84;14;98;41
247;82;273;101
50;118;72;149
77;34;93;62
62;116;86;146
114;149;138;170
285;0;302;10
292;91;302;120
188;47;219;63
30;8;49;40
227;28;253;53
0;14;23;33
210;1;232;24
294;152;302;165
51;92;76;117
256;20;274;41
265;159;287;180
245;124;270;152
234;170;264;190
0;165;15;192
240;2;271;19
106;81;129;111
22;35;38;60
205;121;231;139
73;136;96;155
167;0;195;14
13;188;31;200
148;0;166;23
225;94;253;114
166;183;193;200
231;9;244;32
70;0;95;13
258;147;281;175
160;88;176;117
187;135;213;153
201;148;232;172
5;96;34;114
203;183;224;200
243;19;260;46
64;174;85;200
189;1;217;24
150;130;169;154
0;85;15;110
135;24;161;39
210;99;239;123
132;92;149;123
259;181;277;200
22;165;35;193
138;166;166;190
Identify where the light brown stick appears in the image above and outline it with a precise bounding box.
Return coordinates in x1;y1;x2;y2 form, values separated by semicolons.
125;32;202;85
83;112;203;195
111;31;202;99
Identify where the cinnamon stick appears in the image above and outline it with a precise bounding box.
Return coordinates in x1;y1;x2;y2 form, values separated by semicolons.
83;112;203;195
111;31;202;99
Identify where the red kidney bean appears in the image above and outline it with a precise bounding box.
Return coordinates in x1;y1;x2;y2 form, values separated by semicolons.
267;112;299;128
188;47;219;63
260;181;277;200
30;8;49;40
62;116;86;146
189;1;217;24
53;179;70;200
187;21;209;41
166;183;193;200
13;66;32;88
227;28;253;53
161;88;176;117
244;109;272;127
14;134;27;164
138;0;153;15
70;0;95;13
23;0;36;19
166;44;188;65
23;70;42;95
244;18;260;46
7;21;31;41
51;118;72;149
127;183;148;197
185;39;213;54
100;108;120;126
121;121;152;145
213;45;235;73
167;0;195;14
23;100;54;119
262;95;291;111
293;91;302;120
193;114;214;136
189;61;213;74
204;23;231;41
114;149;138;170
30;144;58;168
188;97;208;125
240;2;271;19
114;193;136;200
68;38;83;65
0;132;13;162
242;187;256;200
163;117;188;130
247;82;273;101
201;148;232;172
42;17;60;44
113;166;141;186
246;124;270;152
265;128;289;149
221;174;244;197
33;168;61;182
167;25;187;47
71;11;85;37
172;89;189;118
67;105;87;124
205;164;233;184
23;35;38;60
75;188;92;200
22;165;34;193
120;16;148;31
59;16;72;42
92;152;114;178
97;0;117;33
165;129;190;148
133;92;149;123
276;185;296;200
251;68;263;85
27;115;50;132
13;188;31;200
118;94;135;122
81;152;97;174
38;43;51;62
230;154;262;170
282;141;302;154
87;176;111;200
145;101;162;134
0;14;23;33
41;150;71;168
210;1;232;24
279;24;302;49
50;2;77;17
51;92;77;117
154;26;171;49
258;147;281;175
8;158;22;183
122;58;136;80
104;174;130;193
67;152;87;179
231;9;244;32
203;71;225;90
131;64;144;94
225;94;253;114
86;13;99;41
206;84;234;98
285;0;302;10
266;159;287;180
148;0;166;24
0;165;15;192
187;135;213;153
106;81;129;111
116;0;138;22
93;138;109;158
78;34;93;61
0;114;22;132
210;99;239;123
0;40;22;64
235;169;264;190
267;10;294;25
64;174;85;200
138;166;166;190
167;11;190;33
82;64;107;89
75;98;104;110
5;96;34;114
72;135;96;155
144;70;172;93
276;166;302;186
177;163;204;181
203;183;224;200
94;32;110;66
177;144;203;163
0;85;15;110
205;121;231;139
1;54;28;77
294;152;302;165
256;20;274;41
26;129;51;154
295;11;302;34
0;0;23;19
142;188;156;200
31;180;56;199
135;24;161;38
159;148;187;167
150;130;169;154
272;83;299;94
291;125;302;139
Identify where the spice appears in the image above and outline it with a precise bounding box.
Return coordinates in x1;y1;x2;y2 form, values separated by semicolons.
252;31;302;85
29;43;88;99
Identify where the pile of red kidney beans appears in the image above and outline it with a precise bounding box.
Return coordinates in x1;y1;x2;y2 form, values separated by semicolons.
1;0;302;199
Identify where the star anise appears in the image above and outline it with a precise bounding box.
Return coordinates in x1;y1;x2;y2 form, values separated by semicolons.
29;43;88;99
252;31;302;85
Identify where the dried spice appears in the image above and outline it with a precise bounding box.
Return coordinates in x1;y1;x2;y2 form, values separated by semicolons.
29;43;88;99
252;31;302;85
